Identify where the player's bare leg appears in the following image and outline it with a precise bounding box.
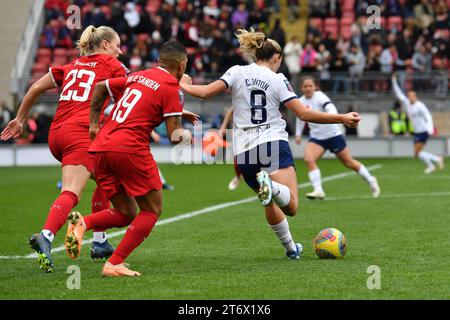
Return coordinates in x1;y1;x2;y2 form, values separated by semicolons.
336;147;380;198
256;166;302;259
102;189;162;277
304;142;326;199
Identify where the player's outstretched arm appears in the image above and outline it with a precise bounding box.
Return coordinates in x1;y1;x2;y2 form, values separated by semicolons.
0;73;55;141
391;73;408;104
285;99;361;128
179;75;227;100
165;115;192;145
89;81;109;140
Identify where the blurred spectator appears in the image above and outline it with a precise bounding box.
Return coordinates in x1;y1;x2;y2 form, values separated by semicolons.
336;36;351;55
287;0;300;23
300;42;318;72
345;44;366;93
124;2;140;33
414;0;434;30
322;32;337;56
328;0;341;18
412;45;432;72
434;57;448;97
330;50;350;94
269;19;286;49
0;101;13;144
283;36;303;90
316;43;331;88
434;0;449;29
309;0;328;18
385;0;403;17
388;101;410;136
231;3;249;29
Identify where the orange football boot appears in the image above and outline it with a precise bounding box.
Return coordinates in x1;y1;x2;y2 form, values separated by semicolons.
101;261;141;277
65;211;86;259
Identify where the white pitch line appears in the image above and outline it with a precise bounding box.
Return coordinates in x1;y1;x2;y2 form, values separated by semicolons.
323;191;450;202
0;164;382;260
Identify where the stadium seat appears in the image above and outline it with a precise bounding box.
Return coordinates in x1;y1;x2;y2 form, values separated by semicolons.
342;0;354;11
53;55;67;65
68;48;79;60
340;16;354;26
340;23;352;38
36;54;52;66
146;0;161;14
341;10;355;20
37;48;52;58
387;16;403;31
53;48;66;58
31;62;48;73
309;18;323;33
324;18;339;38
379;16;387;29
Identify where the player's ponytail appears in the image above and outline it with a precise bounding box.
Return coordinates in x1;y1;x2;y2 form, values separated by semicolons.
76;25;117;56
235;28;282;61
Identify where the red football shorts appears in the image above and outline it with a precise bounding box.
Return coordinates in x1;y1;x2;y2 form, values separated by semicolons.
92;151;162;199
48;124;93;172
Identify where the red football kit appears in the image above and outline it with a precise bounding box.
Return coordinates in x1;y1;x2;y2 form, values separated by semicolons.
39;54;128;239
89;67;184;199
48;53;128;171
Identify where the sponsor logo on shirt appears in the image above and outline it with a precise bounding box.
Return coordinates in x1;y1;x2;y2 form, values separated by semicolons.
284;79;294;92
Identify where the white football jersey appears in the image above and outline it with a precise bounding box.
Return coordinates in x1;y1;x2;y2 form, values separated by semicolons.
220;63;297;155
392;79;434;134
295;91;342;140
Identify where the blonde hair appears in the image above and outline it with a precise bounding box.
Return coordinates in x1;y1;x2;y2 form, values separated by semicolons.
76;25;118;56
235;28;282;61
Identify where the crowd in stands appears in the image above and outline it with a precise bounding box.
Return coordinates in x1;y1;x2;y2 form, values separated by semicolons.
16;0;450;144
36;0;284;83
285;0;449;94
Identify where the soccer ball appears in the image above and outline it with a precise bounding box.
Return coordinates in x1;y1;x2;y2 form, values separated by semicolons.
313;228;347;259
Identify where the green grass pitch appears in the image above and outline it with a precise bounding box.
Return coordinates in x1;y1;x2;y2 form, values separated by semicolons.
0;158;449;299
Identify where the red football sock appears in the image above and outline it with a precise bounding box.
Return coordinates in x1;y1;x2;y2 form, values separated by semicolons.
43;191;79;235
91;187;110;232
108;211;158;265
84;208;132;231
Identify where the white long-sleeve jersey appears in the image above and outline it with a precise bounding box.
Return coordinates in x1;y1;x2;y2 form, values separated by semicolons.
220;63;298;155
295;91;342;140
392;78;434;134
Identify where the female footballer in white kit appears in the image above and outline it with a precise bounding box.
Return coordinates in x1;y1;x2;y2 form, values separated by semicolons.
180;29;360;259
391;73;444;174
295;76;380;199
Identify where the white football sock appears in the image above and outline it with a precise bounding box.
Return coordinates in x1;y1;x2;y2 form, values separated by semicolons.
93;231;107;244
271;181;291;208
418;151;434;168
41;229;54;243
308;169;323;192
420;151;440;163
269;218;297;252
158;168;167;184
358;165;373;184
